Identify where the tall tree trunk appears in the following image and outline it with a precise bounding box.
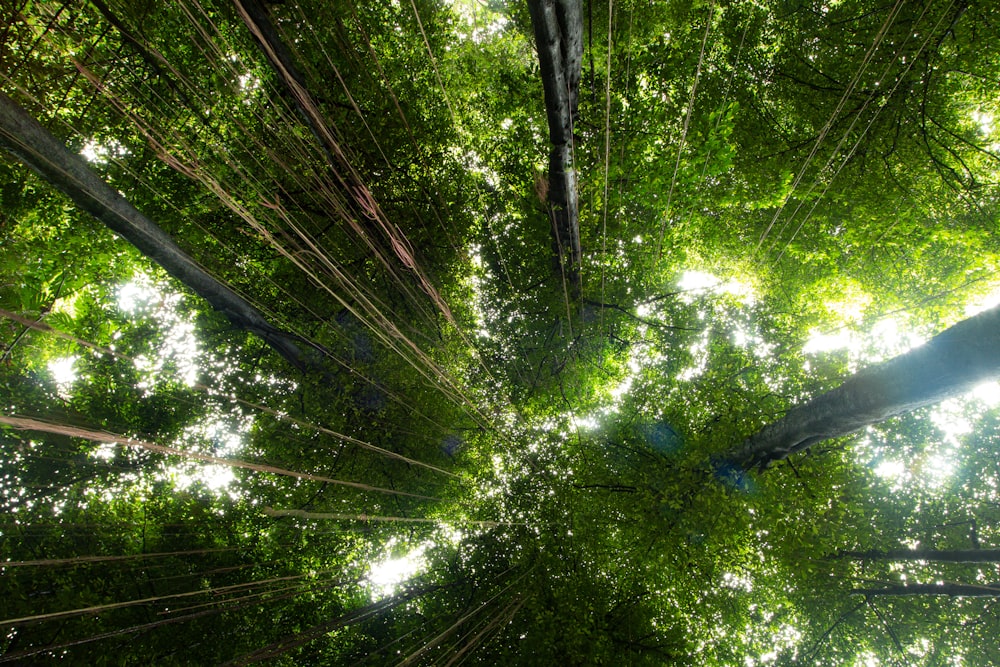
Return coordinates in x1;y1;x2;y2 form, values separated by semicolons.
0;91;320;373
527;0;583;296
839;548;1000;564
725;304;1000;471
853;583;1000;597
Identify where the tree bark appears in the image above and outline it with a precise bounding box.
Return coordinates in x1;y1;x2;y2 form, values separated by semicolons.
839;548;1000;564
726;304;1000;471
0;91;320;373
853;583;1000;597
527;0;583;295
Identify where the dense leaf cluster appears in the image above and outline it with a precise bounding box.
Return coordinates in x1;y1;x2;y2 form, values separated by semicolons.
2;0;1000;664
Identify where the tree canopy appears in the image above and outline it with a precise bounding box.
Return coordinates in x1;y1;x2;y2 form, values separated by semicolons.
2;0;1000;664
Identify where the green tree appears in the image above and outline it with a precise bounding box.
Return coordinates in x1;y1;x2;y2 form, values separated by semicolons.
3;0;1000;664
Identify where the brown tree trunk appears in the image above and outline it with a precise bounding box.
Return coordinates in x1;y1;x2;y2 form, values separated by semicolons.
839;548;1000;564
0;91;320;373
527;0;583;295
726;304;1000;471
853;582;1000;597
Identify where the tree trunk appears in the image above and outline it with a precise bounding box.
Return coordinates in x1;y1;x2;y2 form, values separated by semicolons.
527;0;583;295
725;304;1000;471
0;91;320;373
853;583;1000;597
839;548;1000;564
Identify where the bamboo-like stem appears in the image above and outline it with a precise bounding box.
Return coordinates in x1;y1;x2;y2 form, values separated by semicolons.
0;308;459;478
0;415;438;501
397;570;529;666
0;571;341;626
0;573;340;663
264;507;520;528
3;547;235;568
443;596;525;667
225;584;439;666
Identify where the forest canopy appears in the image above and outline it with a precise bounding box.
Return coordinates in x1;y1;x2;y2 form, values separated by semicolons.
2;0;1000;664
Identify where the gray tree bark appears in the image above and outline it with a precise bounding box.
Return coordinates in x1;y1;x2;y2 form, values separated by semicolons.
527;0;583;295
726;304;1000;471
0;91;320;373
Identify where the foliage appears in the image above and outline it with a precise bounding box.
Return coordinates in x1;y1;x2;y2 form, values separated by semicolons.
2;0;1000;664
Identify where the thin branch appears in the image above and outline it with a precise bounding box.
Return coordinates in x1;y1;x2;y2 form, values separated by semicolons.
867;599;906;659
806;599;867;663
583;299;698;331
